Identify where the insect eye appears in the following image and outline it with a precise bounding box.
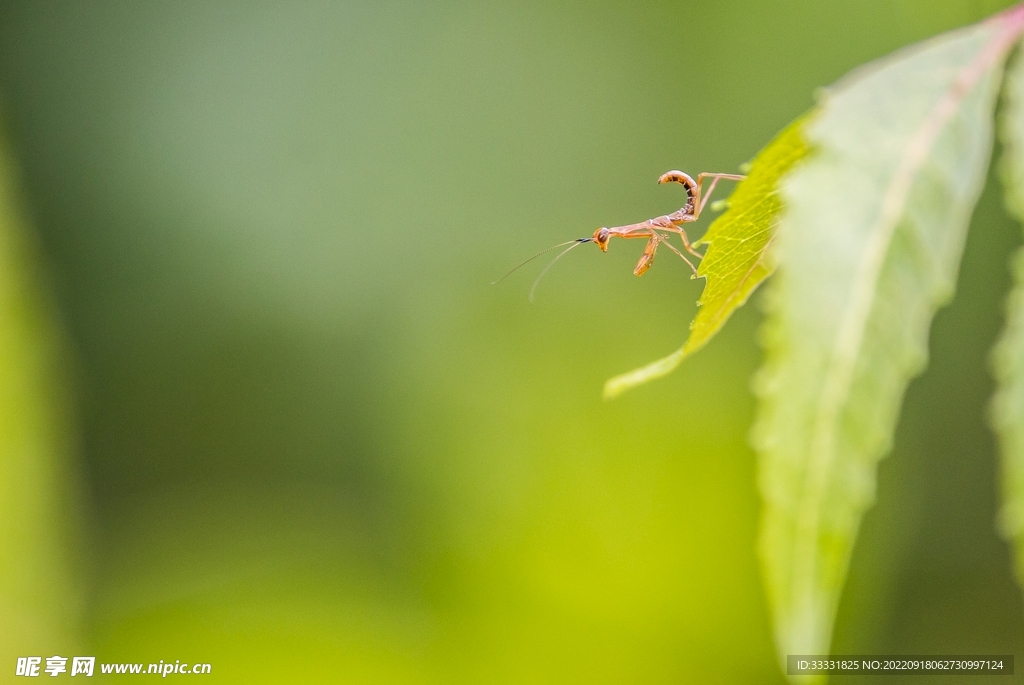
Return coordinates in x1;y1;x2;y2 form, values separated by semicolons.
598;228;610;243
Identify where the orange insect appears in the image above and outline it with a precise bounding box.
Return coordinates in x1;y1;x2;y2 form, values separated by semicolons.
495;170;745;300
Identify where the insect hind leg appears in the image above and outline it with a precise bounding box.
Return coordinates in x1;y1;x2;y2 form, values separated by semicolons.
695;173;745;216
655;234;699;276
649;217;704;260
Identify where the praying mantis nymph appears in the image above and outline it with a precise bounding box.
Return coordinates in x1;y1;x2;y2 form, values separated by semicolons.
494;170;746;300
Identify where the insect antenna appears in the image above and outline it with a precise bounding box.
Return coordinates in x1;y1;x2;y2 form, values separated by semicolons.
491;238;591;286
529;238;590;302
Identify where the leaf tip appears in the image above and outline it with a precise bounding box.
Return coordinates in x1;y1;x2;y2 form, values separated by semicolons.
602;348;686;399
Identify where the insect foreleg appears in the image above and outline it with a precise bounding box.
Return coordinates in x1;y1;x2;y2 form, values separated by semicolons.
633;233;659;276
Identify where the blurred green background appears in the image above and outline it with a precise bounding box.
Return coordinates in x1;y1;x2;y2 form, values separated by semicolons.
0;1;1023;682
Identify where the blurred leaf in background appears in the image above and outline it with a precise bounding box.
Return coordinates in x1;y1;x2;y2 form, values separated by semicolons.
757;10;1015;669
0;1;1022;683
0;133;81;671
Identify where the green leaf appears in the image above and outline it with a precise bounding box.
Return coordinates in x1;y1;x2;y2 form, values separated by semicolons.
0;133;81;662
690;119;809;353
994;44;1024;602
602;119;809;399
751;12;1023;675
